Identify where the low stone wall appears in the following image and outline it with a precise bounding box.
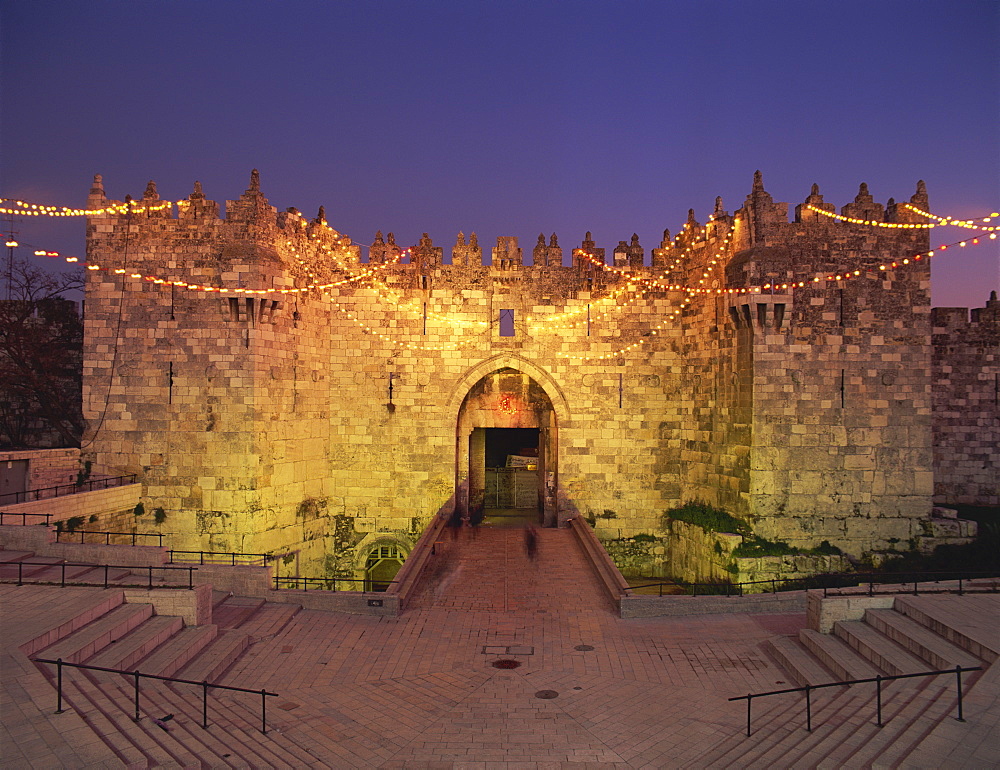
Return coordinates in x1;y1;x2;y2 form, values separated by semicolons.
662;520;742;584
806;589;895;633
0;484;141;524
124;584;213;626
570;517;631;608
735;553;853;590
0;524;168;567
265;588;399;616
621;590;807;619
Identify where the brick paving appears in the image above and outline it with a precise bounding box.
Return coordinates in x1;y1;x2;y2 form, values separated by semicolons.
3;528;998;767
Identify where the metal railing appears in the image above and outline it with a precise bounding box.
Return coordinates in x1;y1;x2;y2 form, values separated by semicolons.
55;529;166;547
33;657;277;734
273;575;398;592
0;474;137;505
1;560;196;589
627;570;1000;598
730;664;982;737
0;510;53;525
167;550;276;566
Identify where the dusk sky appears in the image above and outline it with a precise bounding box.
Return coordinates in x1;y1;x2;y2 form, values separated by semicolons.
2;0;997;308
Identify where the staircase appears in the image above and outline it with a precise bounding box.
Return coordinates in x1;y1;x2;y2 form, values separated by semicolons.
0;548;188;587
698;594;999;768
25;587;312;767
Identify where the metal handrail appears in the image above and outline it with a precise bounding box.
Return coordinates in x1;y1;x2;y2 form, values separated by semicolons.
1;560;196;589
0;510;53;525
33;657;277;734
168;550;284;566
627;570;1000;597
56;529;166;547
273;574;399;592
0;474;138;505
730;664;982;737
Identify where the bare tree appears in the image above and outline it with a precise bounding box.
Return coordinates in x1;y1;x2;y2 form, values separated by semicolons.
0;260;84;447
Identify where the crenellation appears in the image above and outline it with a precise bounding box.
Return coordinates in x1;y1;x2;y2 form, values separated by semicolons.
78;171;991;586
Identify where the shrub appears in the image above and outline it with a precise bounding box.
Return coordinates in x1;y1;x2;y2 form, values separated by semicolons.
662;501;750;536
631;533;657;543
133;502;145;517
152;507;167;525
65;516;85;533
732;535;798;558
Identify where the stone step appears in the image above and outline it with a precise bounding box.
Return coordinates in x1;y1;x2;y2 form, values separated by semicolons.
895;595;1000;662
764;636;841;687
25;563;102;582
19;591;126;657
61;671;204;768
131;623;219;678
814;677;951;769
741;675;947;769
799;629;881;682
217;694;324;768
175;629;251;684
0;549;35;562
53;676;147;767
37;604;153;664
213;596;265;629
864;607;984;671
833;620;931;675
110;678;253;769
96;674;244;767
86;615;184;672
0;556;64;578
239;602;301;640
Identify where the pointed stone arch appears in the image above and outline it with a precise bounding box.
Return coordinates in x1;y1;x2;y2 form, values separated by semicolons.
451;355;569;527
447;354;572;427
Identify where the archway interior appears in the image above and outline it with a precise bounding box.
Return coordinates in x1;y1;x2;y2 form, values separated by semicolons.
480;428;540;525
457;367;558;527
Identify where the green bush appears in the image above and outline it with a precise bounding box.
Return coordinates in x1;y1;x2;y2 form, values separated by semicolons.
662;501;750;536
152;507;167;524
133;502;145;517
65;516;85;533
631;533;657;543
732;535;798;558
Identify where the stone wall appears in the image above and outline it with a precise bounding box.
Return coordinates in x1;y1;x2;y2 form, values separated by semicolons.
79;171;987;582
931;294;1000;505
0;484;140;524
0;447;79;490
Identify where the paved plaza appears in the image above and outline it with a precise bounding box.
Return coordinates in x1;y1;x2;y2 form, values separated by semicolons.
2;524;998;768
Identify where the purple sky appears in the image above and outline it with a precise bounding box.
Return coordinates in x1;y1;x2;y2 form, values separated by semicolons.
2;0;997;308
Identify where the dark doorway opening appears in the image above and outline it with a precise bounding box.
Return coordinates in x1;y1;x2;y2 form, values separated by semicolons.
481;428;540;525
485;428;539;468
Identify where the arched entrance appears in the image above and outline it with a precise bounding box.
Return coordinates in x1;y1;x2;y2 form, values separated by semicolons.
455;366;560;527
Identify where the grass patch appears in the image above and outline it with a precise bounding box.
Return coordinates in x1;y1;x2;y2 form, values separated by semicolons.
732;535;798;558
662;501;750;536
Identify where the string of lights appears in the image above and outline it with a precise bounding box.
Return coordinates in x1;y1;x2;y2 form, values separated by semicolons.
0;198;174;217
555;291;696;361
904;204;1000;231
805;204;935;228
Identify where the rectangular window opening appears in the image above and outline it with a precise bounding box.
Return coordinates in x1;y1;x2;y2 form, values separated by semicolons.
499;309;515;337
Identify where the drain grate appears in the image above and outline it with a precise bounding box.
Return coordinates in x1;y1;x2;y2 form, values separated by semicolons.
534;690;559;699
492;659;521;669
574;644;594;651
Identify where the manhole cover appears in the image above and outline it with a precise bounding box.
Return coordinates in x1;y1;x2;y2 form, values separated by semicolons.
574;644;594;651
492;659;521;669
535;690;559;699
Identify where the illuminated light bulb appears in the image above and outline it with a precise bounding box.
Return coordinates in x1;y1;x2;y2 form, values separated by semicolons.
6;240;18;247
